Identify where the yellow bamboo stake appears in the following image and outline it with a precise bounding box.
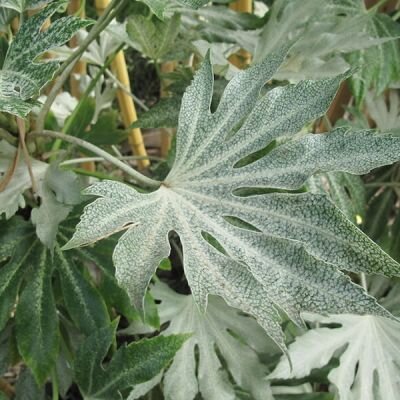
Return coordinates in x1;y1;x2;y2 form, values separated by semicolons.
229;0;252;68
68;0;87;99
68;1;95;172
160;61;176;156
95;0;149;169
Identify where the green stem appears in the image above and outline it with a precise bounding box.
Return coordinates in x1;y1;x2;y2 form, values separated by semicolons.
60;155;165;166
71;167;122;181
367;0;391;13
360;273;368;292
51;369;59;400
365;182;400;188
36;0;126;132
29;130;161;188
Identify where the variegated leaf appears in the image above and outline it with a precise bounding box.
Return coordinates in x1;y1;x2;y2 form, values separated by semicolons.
270;313;400;400
0;1;92;117
64;48;400;348
129;281;277;400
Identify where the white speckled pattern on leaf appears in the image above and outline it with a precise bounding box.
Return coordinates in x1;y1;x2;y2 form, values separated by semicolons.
270;313;400;400
64;48;400;347
0;1;92;117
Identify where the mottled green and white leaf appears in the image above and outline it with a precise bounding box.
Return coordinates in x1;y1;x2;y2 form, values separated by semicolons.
129;281;277;400
308;171;366;224
255;0;398;82
0;1;92;117
65;49;400;348
270;313;400;400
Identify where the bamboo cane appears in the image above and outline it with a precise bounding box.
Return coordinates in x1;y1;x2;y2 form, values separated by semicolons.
68;0;95;172
229;0;252;68
68;0;87;99
95;0;149;169
160;61;176;156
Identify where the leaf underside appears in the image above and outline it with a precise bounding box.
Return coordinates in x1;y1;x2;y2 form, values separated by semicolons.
65;47;400;349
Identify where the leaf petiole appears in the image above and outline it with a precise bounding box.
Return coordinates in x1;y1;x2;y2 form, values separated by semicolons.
29;130;161;189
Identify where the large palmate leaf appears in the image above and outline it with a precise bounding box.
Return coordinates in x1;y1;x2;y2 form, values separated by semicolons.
365;90;400;134
0;1;91;117
254;0;397;82
270;313;400;400
127;13;181;61
134;0;209;20
65;48;400;348
129;281;276;400
336;0;400;102
74;321;188;400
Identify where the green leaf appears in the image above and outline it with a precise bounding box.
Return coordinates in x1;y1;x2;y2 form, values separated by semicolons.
55;246;110;336
15;368;46;400
131;97;181;129
80;110;128;146
0;37;8;69
364;188;396;241
129;281;277;400
0;215;114;383
64;49;400;348
0;218;33;331
270;313;400;400
308;171;366;224
74;321;189;400
127;13;180;61
64;96;95;138
275;394;334;400
80;245;138;321
0;1;92;117
15;242;60;385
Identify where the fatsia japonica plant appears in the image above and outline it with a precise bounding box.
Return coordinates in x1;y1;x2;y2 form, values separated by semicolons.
1;0;400;399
